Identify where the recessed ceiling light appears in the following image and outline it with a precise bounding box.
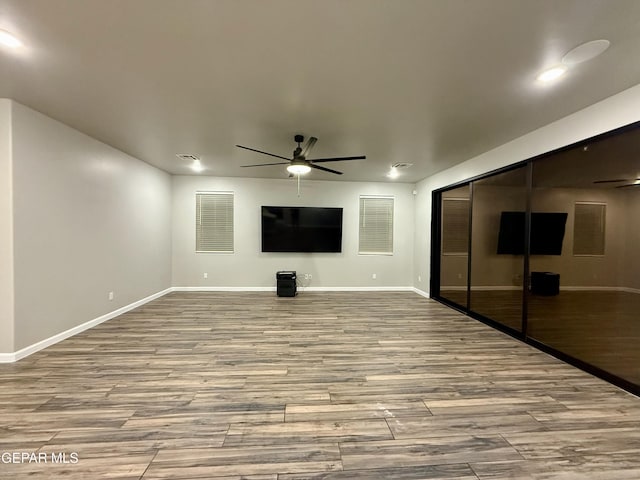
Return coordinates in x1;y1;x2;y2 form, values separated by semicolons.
0;29;22;48
562;39;610;66
387;167;399;179
537;65;568;83
191;159;203;172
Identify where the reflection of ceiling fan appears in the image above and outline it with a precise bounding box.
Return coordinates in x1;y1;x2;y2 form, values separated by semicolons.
593;178;640;188
237;134;366;176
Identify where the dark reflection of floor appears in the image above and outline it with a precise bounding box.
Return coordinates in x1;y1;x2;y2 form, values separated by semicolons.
439;289;640;386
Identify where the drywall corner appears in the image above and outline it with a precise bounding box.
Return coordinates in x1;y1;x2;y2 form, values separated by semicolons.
0;99;14;354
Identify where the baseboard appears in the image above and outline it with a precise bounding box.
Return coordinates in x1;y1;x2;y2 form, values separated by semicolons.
172;286;276;292
0;287;172;363
172;286;419;293
298;286;415;292
0;352;15;363
412;287;430;298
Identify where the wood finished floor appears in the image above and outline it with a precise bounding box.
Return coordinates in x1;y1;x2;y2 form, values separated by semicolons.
439;289;640;384
1;291;640;479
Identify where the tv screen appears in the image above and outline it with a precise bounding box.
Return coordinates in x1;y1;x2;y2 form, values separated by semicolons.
497;211;568;255
261;206;343;253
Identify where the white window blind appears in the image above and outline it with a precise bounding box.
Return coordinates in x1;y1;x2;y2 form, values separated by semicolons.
573;202;605;256
441;198;469;255
359;196;394;254
196;192;234;253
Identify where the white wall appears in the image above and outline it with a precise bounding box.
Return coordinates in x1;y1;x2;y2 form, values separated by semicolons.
0;100;14;353
10;101;172;351
415;83;640;294
172;176;415;288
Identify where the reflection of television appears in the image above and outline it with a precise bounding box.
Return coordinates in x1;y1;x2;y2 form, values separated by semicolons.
261;206;343;253
497;211;567;255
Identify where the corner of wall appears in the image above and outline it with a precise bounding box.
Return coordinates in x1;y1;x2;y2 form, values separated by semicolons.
0;98;15;354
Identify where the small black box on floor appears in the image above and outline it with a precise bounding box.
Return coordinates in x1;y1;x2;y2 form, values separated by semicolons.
531;271;560;296
276;271;297;297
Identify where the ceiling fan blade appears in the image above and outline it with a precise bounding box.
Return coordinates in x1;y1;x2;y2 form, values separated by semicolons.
311;155;366;163
310;164;343;175
241;162;290;167
616;183;640;188
593;179;628;183
299;136;318;159
236;145;290;161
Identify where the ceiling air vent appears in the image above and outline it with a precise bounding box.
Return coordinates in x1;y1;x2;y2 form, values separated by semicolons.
392;162;413;169
176;154;200;161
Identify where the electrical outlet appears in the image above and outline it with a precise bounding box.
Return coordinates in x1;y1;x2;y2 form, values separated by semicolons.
418;275;422;282
372;273;377;279
203;272;208;279
108;291;114;301
457;273;463;279
308;274;312;279
304;273;309;280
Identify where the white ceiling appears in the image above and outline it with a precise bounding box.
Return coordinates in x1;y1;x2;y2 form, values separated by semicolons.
1;0;640;183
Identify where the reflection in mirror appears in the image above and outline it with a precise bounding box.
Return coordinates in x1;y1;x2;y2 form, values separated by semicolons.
439;185;470;308
470;166;527;332
528;127;640;386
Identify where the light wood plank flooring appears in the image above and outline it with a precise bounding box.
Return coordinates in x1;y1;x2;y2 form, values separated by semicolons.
440;289;640;384
1;291;639;479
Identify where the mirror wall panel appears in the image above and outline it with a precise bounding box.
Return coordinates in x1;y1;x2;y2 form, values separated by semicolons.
528;130;640;385
439;185;470;309
432;122;640;393
469;166;527;332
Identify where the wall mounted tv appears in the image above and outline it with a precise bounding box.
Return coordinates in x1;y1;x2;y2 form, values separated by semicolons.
261;206;343;253
497;211;568;255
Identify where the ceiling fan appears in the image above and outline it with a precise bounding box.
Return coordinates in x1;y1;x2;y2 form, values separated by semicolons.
593;178;640;188
237;134;366;176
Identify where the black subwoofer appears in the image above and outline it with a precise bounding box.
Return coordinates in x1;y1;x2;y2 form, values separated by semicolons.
276;271;297;297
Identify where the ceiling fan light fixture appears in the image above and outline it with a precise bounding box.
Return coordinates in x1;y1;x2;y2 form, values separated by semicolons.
287;163;311;175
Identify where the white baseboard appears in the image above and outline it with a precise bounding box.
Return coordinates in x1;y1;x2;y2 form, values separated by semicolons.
172;286;276;292
0;352;15;363
0;287;172;363
172;286;419;293
298;286;414;292
412;287;430;298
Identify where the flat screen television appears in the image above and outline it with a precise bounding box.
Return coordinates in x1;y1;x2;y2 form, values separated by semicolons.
497;211;568;255
261;206;343;253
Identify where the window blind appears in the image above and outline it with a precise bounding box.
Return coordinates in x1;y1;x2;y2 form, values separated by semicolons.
573;202;605;255
359;196;394;254
195;192;234;253
441;198;469;255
